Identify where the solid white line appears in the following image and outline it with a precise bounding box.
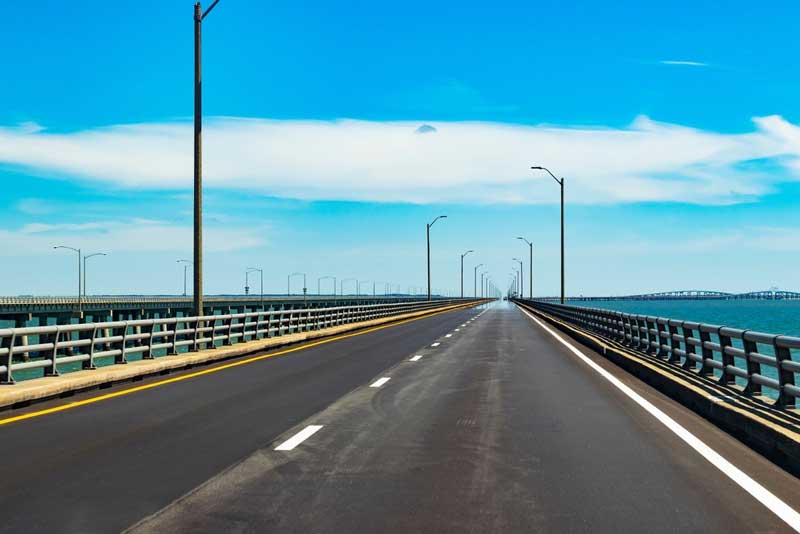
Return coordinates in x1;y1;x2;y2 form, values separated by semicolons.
410;355;422;362
370;377;391;388
445;334;453;338
275;425;324;451
431;342;441;347
517;306;800;532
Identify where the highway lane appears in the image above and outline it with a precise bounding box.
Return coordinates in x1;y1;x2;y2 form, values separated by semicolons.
129;301;800;533
0;303;485;534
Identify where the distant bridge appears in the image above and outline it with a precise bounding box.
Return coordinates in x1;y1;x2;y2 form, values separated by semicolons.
535;289;800;301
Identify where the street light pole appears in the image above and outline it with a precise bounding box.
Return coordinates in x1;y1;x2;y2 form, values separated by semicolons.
426;215;447;301
193;0;222;317
54;246;82;314
517;237;533;299
460;250;473;299
513;258;523;298
473;263;483;298
83;253;107;298
531;166;565;304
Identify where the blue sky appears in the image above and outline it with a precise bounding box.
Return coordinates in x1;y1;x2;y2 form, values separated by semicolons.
1;0;799;296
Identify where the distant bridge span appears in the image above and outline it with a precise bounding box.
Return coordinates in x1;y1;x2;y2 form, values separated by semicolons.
536;289;800;301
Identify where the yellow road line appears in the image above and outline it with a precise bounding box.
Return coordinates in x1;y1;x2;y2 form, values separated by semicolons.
0;304;473;427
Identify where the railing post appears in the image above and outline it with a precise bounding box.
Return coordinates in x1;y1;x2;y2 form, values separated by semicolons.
656;318;669;359
698;327;714;377
192;317;201;352
681;323;697;370
115;322;129;365
667;321;681;364
717;327;734;386
1;331;17;384
83;325;99;369
44;326;61;377
774;336;796;408
741;333;762;396
142;321;157;359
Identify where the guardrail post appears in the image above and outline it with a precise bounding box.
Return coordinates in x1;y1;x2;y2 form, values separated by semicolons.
667;322;681;363
142;321;156;359
742;334;761;396
681;323;697;370
115;322;129;364
774;337;796;408
44;326;61;376
1;331;17;384
83;325;99;369
223;314;234;346
656;319;668;359
717;328;734;386
698;328;714;377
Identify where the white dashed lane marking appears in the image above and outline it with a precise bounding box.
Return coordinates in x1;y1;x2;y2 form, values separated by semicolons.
275;425;324;451
431;342;441;347
409;355;422;362
370;377;391;388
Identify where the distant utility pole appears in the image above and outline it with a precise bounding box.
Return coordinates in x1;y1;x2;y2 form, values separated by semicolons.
177;260;192;296
193;0;223;317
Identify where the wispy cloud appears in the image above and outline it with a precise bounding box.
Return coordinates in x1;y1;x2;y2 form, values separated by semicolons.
0;218;266;256
1;115;799;205
659;60;709;67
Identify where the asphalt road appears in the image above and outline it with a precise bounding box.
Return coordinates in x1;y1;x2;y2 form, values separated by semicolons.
2;301;800;533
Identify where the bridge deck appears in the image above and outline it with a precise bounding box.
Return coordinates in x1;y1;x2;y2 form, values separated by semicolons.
1;302;799;532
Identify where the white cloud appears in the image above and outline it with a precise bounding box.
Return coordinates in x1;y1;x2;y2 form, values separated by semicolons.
660;60;709;67
1;115;800;205
0;218;265;256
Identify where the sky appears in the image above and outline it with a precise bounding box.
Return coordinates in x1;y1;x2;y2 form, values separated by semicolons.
1;0;799;297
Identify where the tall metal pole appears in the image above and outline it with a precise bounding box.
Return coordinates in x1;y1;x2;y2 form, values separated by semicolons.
193;2;204;317
560;179;565;304
191;0;222;316
531;166;565;304
426;223;431;301
460;250;473;299
473;263;483;298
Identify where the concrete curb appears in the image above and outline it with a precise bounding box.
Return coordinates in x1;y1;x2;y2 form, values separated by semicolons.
0;301;484;412
516;301;800;478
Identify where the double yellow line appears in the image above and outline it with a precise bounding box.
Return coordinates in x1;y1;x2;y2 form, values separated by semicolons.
0;303;473;427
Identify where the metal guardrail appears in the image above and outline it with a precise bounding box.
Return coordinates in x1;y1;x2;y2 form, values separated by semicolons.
0;299;473;384
515;299;800;408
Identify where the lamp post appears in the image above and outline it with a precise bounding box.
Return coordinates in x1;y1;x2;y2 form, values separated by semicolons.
513;258;523;297
480;271;488;298
288;272;306;301
54;246;81;314
517;237;533;299
473;263;483;298
531;166;565;304
82;252;107;298
177;260;192;296
193;0;223;317
247;267;263;308
460;250;474;299
426;215;447;301
318;276;336;296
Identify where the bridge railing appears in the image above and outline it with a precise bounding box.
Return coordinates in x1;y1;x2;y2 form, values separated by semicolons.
515;299;800;408
0;298;475;384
